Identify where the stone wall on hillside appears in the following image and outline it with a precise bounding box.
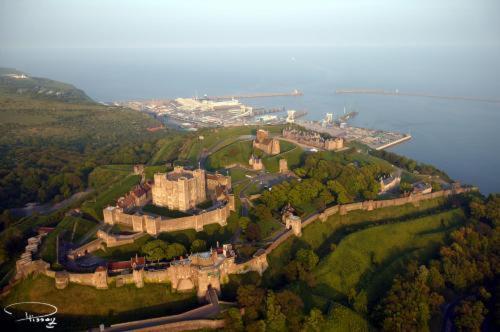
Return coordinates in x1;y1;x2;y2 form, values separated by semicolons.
266;187;475;254
104;201;233;236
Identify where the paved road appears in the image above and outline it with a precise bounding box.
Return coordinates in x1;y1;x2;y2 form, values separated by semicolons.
11;189;94;217
103;290;221;332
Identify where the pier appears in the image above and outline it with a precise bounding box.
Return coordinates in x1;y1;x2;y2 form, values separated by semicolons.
336;89;500;104
203;89;303;101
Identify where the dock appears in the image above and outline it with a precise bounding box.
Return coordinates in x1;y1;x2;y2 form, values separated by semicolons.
335;89;500;104
203;89;303;101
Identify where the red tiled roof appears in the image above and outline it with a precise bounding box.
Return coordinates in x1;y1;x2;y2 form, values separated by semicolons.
108;261;131;271
37;227;55;234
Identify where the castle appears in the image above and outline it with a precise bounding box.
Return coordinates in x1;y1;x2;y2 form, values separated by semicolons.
152;167;207;212
103;166;235;235
282;127;344;151
253;129;280;155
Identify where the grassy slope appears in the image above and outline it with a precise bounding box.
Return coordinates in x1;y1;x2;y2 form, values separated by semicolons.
0;275;198;330
313;208;464;302
206;137;298;172
81;174;141;220
263;197;451;286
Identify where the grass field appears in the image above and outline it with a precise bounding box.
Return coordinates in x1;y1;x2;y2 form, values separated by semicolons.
263;197;452;287
206;140;254;170
263;141;305;172
81;174;140;220
149;136;185;165
0;275;198;330
207;137;298;172
312;208;464;303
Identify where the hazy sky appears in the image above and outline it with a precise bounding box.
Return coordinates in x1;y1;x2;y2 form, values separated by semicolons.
1;0;499;48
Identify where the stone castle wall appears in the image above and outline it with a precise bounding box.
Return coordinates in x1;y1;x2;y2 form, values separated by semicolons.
266;187;475;254
96;230;145;248
104;201;233;236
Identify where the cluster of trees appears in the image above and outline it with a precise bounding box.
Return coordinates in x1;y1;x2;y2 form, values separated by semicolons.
226;285;327;332
0;97;171;211
140;239;187;262
377;194;500;331
283;248;319;287
371;149;451;181
237;216;262;243
259;152;392;214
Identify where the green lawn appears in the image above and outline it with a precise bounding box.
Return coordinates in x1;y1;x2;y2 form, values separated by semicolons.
263;142;305;172
230;167;252;183
207;138;299;173
312;208;464;303
206;140;254;170
0;275;198;330
256;217;284;240
81;174;141;220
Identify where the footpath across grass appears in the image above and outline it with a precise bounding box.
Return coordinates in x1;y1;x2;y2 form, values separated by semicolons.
0;275;198;330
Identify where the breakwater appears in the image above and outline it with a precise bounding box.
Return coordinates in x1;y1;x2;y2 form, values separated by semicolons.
336;89;500;104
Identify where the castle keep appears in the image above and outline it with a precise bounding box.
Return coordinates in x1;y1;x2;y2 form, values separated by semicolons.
103;166;235;235
152;166;207;211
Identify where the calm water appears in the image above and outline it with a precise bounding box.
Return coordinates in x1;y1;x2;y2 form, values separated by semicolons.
1;46;499;193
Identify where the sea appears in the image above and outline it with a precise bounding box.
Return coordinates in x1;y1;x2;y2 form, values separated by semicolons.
1;46;499;194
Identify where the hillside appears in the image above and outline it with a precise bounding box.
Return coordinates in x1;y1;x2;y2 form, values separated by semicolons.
0;67;92;103
0;69;169;212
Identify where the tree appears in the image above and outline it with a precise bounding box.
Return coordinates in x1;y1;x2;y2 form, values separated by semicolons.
454;299;488;332
296;249;319;271
190;239;206;253
237;285;265;322
238;216;251;233
165;243;186;260
141;240;168;261
246;223;261;242
276;290;304;331
265;291;286;332
302;308;324;332
224;307;244;332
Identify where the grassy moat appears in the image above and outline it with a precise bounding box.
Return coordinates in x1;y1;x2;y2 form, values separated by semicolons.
1;275;198;330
